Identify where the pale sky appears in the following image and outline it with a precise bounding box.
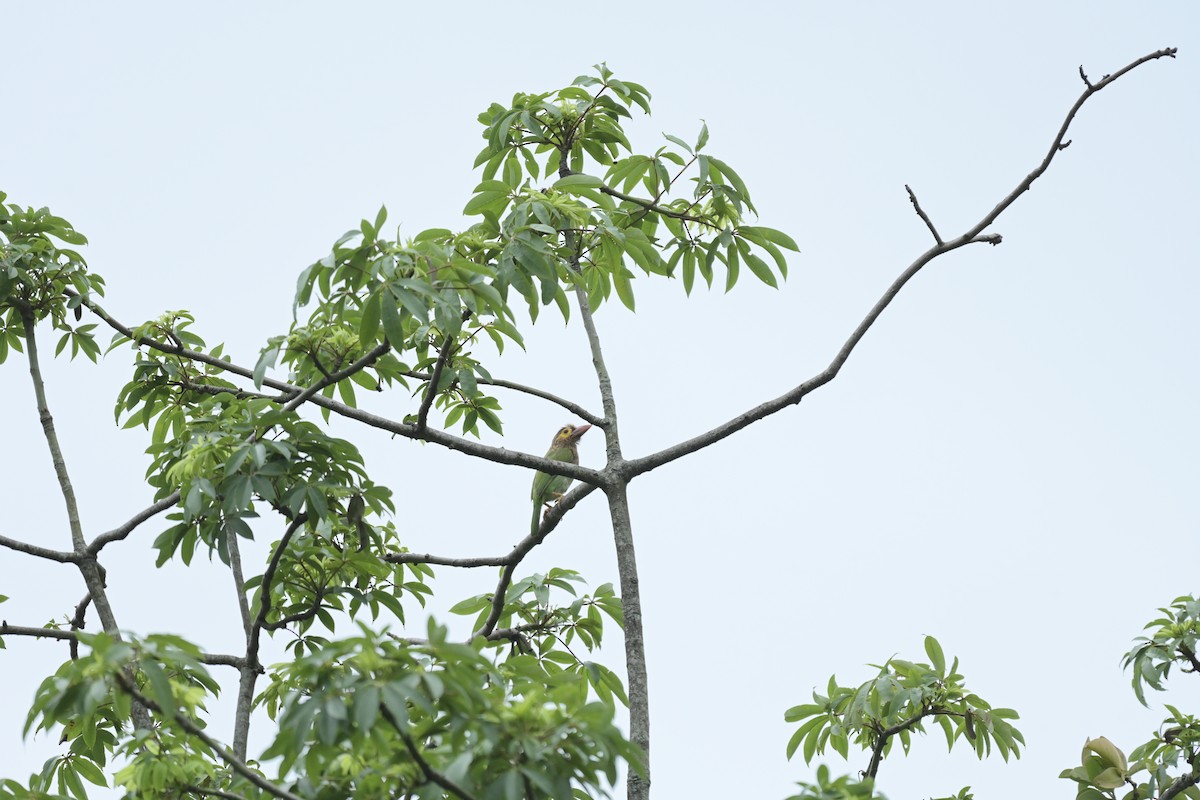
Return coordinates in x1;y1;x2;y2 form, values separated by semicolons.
2;3;1198;799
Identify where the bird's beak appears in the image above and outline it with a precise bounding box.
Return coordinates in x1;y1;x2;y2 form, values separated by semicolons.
568;424;592;442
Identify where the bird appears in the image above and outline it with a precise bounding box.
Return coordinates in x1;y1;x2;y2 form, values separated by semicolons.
530;423;591;535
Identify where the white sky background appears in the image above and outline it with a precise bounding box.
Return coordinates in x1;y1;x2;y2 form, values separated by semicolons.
2;3;1197;799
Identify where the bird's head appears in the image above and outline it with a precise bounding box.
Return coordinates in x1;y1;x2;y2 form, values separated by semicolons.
551;423;591;447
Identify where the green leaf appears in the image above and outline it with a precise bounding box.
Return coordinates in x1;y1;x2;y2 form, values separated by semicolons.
662;133;693;155
358;290;382;344
739;225;799;251
612;269;635;312
554;174;604;190
925;636;946;676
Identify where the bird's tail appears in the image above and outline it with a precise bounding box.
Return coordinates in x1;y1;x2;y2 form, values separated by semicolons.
531;503;541;537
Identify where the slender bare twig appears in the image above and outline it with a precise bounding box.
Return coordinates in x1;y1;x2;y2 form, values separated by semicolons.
402;369;603;427
626;47;1177;479
904;185;943;245
88;493;181;554
112;673;305;800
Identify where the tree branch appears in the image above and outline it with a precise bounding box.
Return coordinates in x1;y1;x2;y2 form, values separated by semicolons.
88;492;181;554
1179;643;1200;674
382;709;480;800
246;514;308;662
112;673;305;800
0;623;76;641
473;563;517;639
280;341;391;414
18;303;87;554
625;46;1177;479
74;291;605;485
385;483;598;568
416;319;467;432
0;534;78;563
0;623;248;668
597;183;717;229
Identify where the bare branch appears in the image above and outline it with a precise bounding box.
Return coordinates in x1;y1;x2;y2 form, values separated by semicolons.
904;184;943;245
385;482;599;568
626;46;1177;479
112;673;305;800
0;623;247;668
17;303;86;553
0;623;76;641
0;534;78;563
88;492;181;554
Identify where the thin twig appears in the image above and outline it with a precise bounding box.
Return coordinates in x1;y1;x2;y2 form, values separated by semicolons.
904;185;943;245
401;369;603;427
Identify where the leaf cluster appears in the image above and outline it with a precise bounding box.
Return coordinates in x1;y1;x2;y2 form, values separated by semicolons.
450;569;627;708
784;636;1023;769
0;193;104;363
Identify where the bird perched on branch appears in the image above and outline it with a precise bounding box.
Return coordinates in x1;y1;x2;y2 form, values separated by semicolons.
531;423;591;535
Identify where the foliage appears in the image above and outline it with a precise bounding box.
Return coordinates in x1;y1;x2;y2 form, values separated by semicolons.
1058;595;1200;800
784;636;1021;797
0;63;794;800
